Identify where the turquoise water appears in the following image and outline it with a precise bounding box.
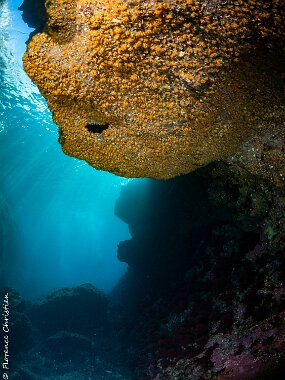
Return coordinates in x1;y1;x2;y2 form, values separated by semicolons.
0;0;135;299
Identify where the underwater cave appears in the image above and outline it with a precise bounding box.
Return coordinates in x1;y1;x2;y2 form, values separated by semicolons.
0;1;285;380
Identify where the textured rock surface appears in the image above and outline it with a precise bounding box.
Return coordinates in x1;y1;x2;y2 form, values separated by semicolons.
7;284;129;379
23;0;285;179
27;283;108;337
113;163;285;379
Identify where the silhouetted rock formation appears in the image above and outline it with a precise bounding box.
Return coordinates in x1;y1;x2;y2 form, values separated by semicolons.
113;163;285;379
3;163;285;379
3;284;129;379
28;283;108;338
19;0;47;33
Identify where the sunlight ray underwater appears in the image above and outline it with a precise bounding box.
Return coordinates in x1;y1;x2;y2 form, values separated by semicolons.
0;0;147;299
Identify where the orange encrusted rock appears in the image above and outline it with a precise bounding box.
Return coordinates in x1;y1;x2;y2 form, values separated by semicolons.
24;0;285;179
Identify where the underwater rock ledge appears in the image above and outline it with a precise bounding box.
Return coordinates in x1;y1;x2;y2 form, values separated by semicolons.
113;162;285;379
23;0;285;179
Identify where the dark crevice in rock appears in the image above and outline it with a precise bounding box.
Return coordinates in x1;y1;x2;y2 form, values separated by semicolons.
85;122;109;134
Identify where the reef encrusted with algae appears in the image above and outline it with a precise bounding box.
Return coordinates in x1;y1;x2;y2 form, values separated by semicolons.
23;0;285;179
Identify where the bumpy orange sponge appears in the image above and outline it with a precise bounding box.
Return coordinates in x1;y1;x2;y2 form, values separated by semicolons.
23;0;285;179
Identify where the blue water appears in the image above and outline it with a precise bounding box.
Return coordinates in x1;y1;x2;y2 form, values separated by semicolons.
0;0;138;299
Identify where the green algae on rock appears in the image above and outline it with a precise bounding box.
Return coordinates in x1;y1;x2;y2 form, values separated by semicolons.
23;0;285;179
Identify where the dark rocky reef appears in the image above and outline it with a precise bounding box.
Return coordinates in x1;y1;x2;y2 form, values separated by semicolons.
0;288;32;354
112;162;285;379
2;162;285;379
28;283;108;338
0;284;129;380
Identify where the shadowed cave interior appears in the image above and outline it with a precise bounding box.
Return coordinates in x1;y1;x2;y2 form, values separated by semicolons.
2;162;285;379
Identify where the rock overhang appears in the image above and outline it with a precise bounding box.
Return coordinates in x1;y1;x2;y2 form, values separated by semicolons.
23;0;285;179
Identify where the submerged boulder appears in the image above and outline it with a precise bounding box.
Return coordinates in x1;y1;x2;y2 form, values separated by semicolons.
10;284;131;379
28;283;108;337
42;331;96;363
23;0;285;179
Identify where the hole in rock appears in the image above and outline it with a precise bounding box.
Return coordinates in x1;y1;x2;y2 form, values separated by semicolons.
85;122;109;134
